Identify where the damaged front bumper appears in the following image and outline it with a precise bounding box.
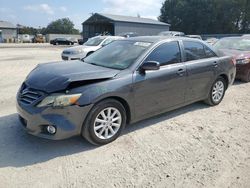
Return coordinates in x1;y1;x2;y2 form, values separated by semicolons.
16;101;93;140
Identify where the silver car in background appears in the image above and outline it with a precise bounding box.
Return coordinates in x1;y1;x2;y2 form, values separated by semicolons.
158;31;185;37
186;35;202;40
61;36;124;60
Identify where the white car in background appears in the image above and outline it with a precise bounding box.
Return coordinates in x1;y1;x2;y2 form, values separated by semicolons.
21;34;32;43
61;36;124;60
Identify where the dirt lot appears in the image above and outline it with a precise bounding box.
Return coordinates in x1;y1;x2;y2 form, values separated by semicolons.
0;44;249;188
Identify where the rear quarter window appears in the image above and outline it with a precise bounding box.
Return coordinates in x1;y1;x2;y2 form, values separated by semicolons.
183;41;206;61
183;41;217;61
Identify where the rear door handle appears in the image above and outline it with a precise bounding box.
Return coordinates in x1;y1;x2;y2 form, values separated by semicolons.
177;69;185;76
213;61;218;67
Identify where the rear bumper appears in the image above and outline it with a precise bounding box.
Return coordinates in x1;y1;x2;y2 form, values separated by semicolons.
16;101;93;140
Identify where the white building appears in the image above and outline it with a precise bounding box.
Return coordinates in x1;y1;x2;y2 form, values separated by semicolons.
82;13;170;38
0;20;17;42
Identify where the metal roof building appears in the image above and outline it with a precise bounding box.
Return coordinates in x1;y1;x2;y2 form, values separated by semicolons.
82;13;170;38
0;20;17;42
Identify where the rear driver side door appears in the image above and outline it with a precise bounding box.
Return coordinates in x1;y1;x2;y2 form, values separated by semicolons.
182;40;218;102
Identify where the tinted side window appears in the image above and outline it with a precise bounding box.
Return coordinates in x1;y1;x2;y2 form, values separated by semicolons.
145;42;181;66
183;41;206;61
204;45;217;58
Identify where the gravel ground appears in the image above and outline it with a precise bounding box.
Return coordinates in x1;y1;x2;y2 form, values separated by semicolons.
0;45;249;188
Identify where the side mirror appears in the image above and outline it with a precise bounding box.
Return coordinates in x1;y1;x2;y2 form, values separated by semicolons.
140;61;160;71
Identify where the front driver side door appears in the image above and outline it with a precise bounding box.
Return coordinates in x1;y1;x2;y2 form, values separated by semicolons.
133;41;187;120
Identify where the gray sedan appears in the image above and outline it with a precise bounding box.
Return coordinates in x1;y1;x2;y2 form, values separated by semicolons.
17;36;236;145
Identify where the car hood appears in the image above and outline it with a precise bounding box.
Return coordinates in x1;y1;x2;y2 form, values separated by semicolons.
25;60;120;93
63;45;99;52
218;49;250;59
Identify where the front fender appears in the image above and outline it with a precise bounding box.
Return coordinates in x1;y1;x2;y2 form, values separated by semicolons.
70;74;134;108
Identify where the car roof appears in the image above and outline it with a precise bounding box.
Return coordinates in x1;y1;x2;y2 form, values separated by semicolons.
123;36;199;44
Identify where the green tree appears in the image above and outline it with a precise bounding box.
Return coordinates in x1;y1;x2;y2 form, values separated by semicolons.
44;18;80;34
18;26;38;35
159;0;247;34
239;0;250;33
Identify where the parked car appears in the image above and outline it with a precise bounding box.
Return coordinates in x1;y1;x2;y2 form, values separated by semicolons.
61;36;124;60
242;34;250;37
70;37;78;44
214;37;250;82
158;31;185;37
21;34;32;43
118;32;139;38
186;35;202;40
50;38;74;45
17;36;235;145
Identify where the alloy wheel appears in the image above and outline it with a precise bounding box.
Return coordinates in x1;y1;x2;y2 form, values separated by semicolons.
93;107;122;140
212;80;224;103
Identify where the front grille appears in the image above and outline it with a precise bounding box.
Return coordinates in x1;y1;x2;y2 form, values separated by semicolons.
62;56;68;60
19;84;44;105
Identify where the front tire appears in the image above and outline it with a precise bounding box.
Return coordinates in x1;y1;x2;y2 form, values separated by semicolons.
204;77;226;106
82;99;126;145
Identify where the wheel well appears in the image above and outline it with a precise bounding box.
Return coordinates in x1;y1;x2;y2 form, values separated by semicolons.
97;97;131;124
219;74;229;89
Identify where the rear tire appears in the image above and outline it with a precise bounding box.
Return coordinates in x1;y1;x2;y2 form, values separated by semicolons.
82;99;126;145
204;77;226;106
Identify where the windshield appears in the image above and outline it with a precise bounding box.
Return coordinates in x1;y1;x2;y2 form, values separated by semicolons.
84;37;105;46
214;38;250;51
83;40;152;70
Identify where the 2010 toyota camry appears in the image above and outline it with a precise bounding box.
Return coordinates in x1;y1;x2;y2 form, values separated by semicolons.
17;36;236;145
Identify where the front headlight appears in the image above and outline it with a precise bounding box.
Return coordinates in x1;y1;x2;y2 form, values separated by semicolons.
237;58;250;65
37;94;82;107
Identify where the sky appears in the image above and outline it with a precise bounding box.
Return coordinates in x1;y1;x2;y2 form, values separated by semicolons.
0;0;164;30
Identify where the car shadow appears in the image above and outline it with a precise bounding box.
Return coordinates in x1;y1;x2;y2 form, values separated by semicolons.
0;114;97;168
233;80;247;85
0;102;207;168
124;102;207;134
